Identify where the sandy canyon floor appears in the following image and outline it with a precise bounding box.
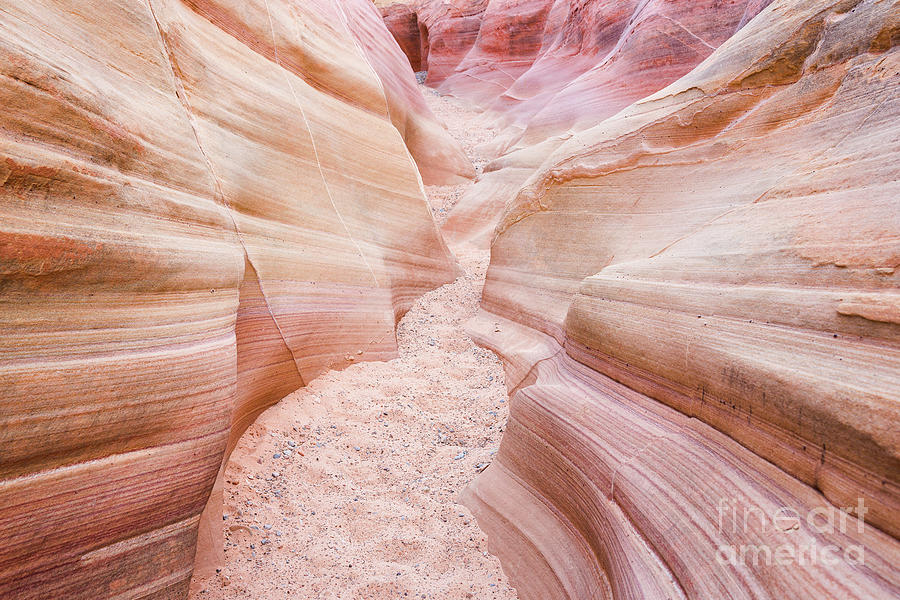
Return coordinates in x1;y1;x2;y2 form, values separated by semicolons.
189;87;518;599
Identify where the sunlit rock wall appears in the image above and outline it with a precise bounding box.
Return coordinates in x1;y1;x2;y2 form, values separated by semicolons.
345;0;475;185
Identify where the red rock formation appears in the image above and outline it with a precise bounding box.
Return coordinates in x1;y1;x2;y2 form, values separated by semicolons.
380;1;426;72
436;0;555;106
0;0;458;597
463;0;900;597
379;0;490;86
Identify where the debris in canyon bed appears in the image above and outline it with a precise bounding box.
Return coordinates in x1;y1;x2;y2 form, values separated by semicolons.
190;86;515;600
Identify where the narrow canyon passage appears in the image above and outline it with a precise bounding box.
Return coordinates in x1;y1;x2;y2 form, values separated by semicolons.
190;87;517;599
5;3;898;599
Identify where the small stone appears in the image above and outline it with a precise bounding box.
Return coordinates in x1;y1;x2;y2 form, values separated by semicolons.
272;453;281;459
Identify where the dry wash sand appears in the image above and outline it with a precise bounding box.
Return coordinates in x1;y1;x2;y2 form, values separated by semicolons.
189;88;517;599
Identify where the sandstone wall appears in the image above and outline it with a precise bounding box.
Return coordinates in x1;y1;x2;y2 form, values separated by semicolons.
343;0;475;185
379;0;490;86
437;0;775;247
0;0;459;597
461;0;900;598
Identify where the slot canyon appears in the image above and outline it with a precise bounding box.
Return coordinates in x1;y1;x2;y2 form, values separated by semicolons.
0;0;898;599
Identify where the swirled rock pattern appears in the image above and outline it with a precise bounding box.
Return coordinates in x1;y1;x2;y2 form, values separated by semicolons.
461;0;900;598
436;0;775;247
0;0;458;597
344;0;475;185
378;0;490;86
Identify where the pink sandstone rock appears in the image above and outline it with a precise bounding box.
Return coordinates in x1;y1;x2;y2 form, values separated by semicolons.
463;0;900;598
379;0;490;86
0;0;457;597
380;1;426;72
439;0;774;247
436;0;555;107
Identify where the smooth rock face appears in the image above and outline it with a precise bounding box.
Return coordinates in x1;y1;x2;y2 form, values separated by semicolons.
437;0;555;107
461;0;900;598
437;0;775;247
344;0;475;185
0;0;457;597
380;1;426;72
378;0;490;86
346;0;475;185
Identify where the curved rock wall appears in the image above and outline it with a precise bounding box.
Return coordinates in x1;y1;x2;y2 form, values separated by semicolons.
461;0;900;598
378;0;490;86
436;0;774;247
437;0;555;106
344;0;475;185
0;0;459;597
381;2;427;72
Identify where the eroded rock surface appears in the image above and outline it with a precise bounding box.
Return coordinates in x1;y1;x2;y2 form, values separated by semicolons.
435;0;776;247
458;0;900;598
0;1;461;597
378;0;491;86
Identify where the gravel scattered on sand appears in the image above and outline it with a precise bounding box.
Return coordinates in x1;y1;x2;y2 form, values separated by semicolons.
189;86;516;600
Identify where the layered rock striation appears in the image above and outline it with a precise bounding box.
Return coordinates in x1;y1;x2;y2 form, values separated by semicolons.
378;0;490;86
434;0;775;247
345;0;475;185
0;0;461;597
459;0;900;598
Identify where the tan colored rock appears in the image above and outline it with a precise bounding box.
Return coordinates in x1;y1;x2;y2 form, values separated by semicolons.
0;0;456;597
343;0;475;185
466;0;900;597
